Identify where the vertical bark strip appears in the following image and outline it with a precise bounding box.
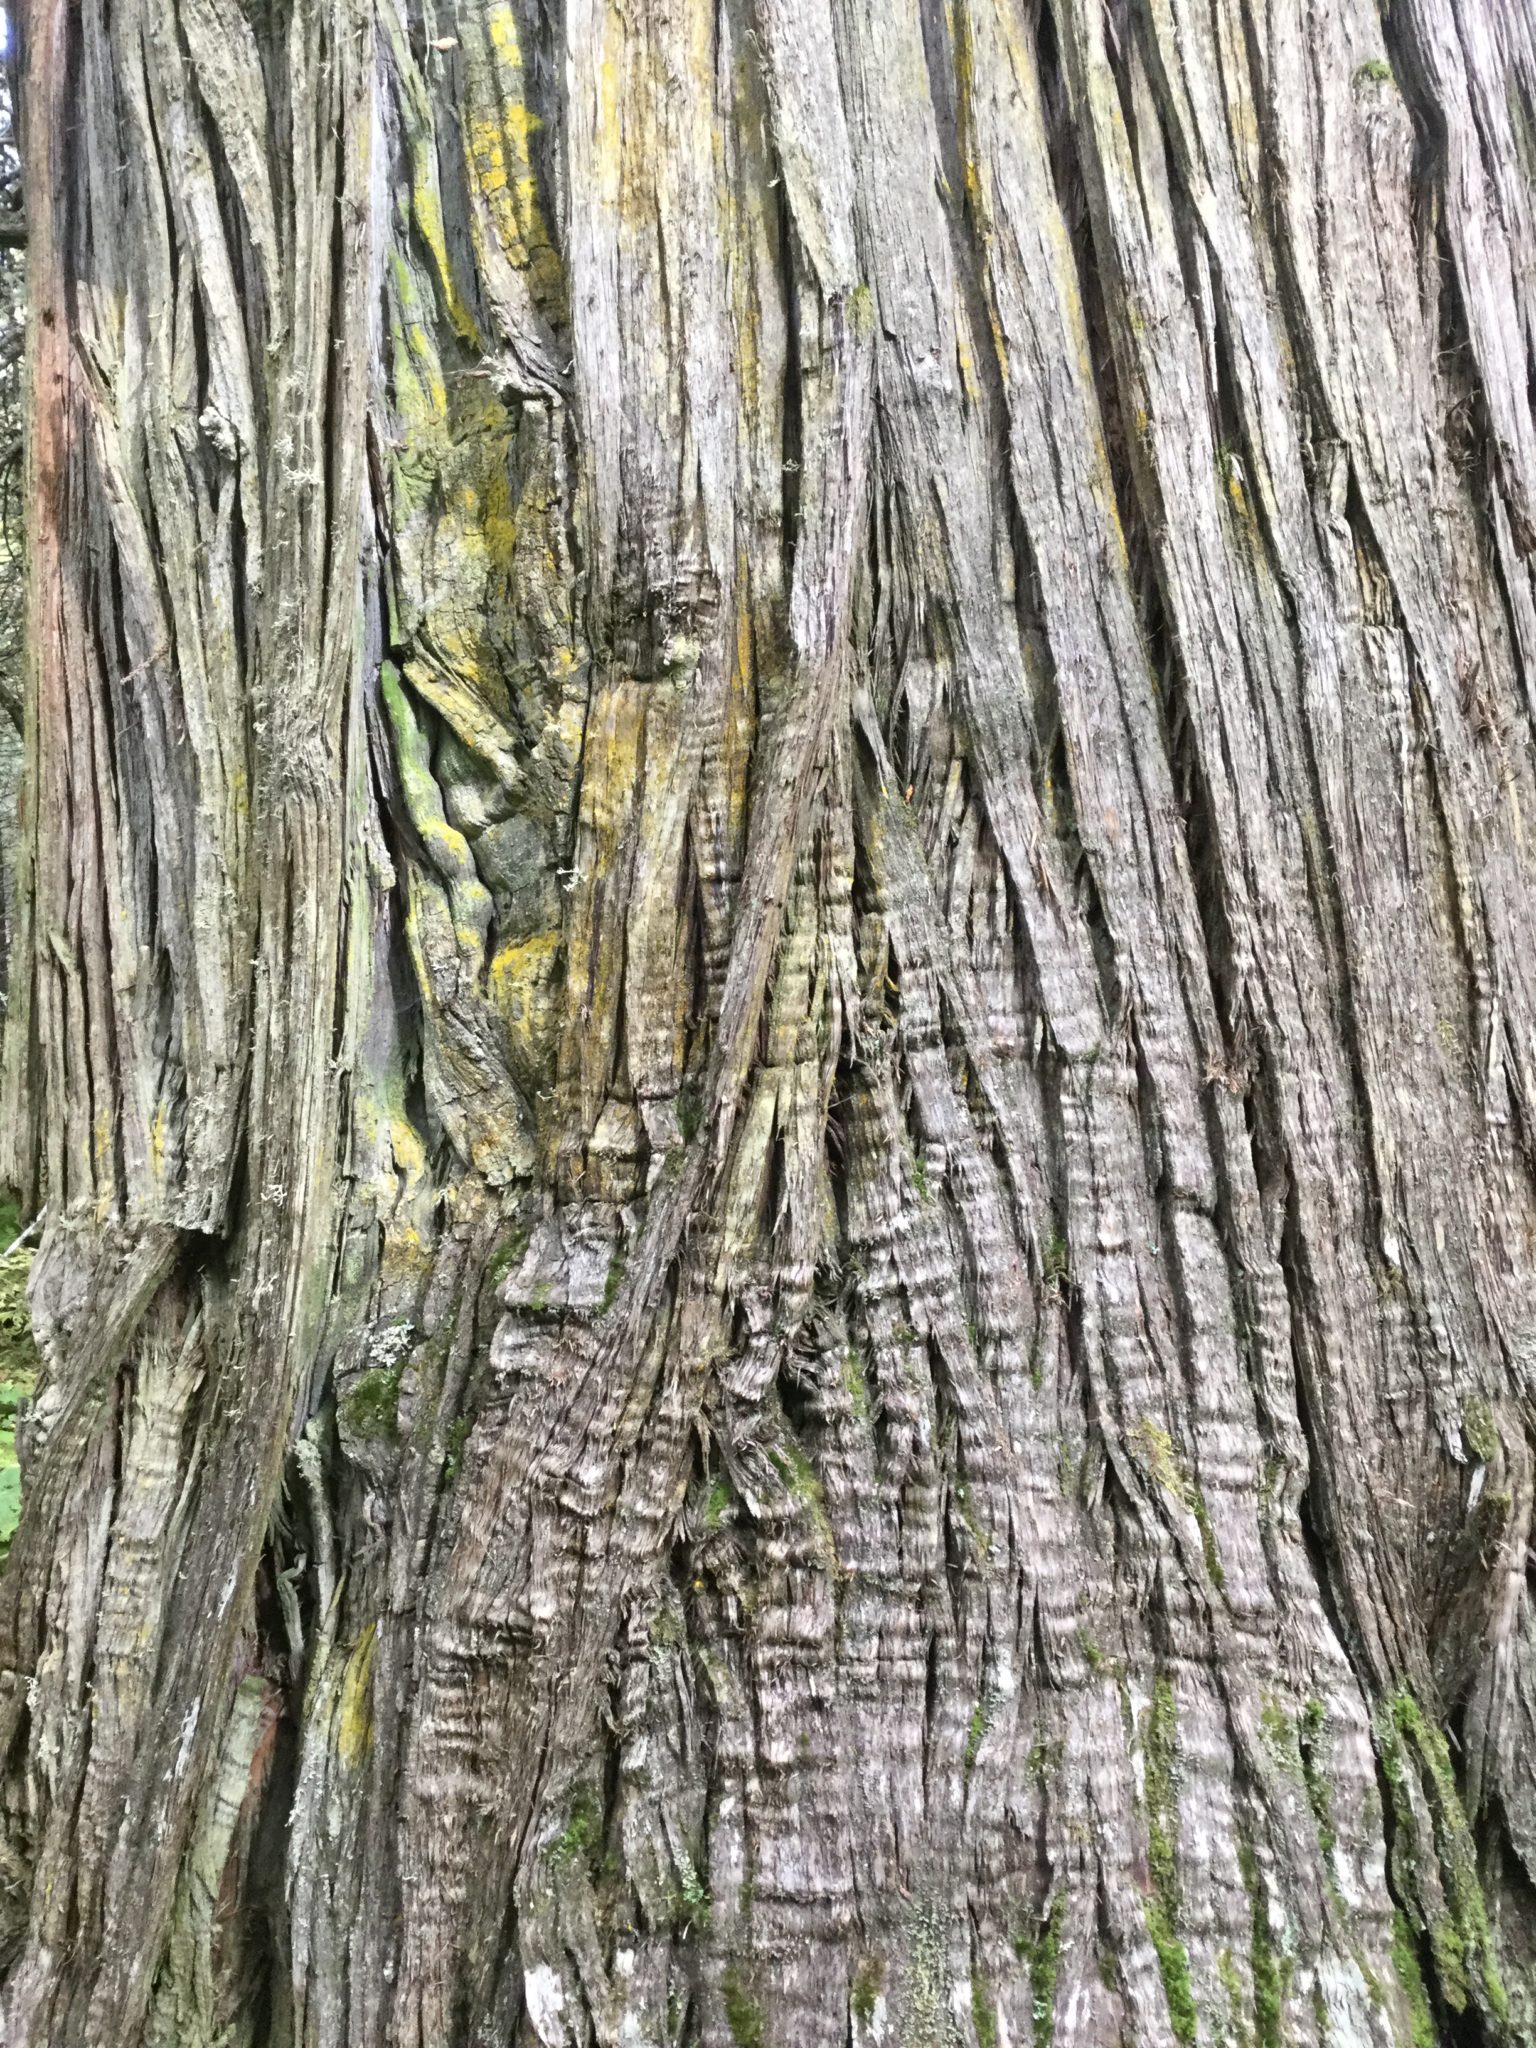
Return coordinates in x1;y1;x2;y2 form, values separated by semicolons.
4;0;1536;2044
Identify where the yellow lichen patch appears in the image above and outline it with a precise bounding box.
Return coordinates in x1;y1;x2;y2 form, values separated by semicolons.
378;0;482;347
149;1099;169;1183
463;5;563;309
381;664;492;952
955;311;981;408
338;1623;378;1770
93;1110;115;1194
387;247;451;450
411;164;482;347
490;931;562;1068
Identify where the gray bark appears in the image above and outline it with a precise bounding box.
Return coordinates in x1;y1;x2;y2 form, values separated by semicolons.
3;0;1536;2044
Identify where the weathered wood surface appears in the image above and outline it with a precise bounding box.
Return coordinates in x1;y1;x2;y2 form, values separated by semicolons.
3;0;1536;2042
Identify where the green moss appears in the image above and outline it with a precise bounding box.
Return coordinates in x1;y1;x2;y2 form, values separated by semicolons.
1355;56;1394;85
1027;1737;1062;1784
442;1414;472;1481
1147;1905;1199;2047
1391;1911;1436;2048
1461;1398;1500;1465
910;1152;932;1204
1132;1418;1184;1498
1298;1699;1337;1860
843;1349;871;1424
849;281;875;336
965;1690;996;1781
341;1366;403;1440
1042;1233;1070;1290
1237;1834;1285;2048
1191;1488;1227;1593
704;1476;733;1530
487;1227;530;1290
723;1962;764;2047
954;1479;992;1561
677;1078;704;1144
1259;1698;1304;1780
549;1786;603;1872
600;1247;627;1314
1380;1690;1509;2023
1130;1419;1227;1590
650;1604;683;1649
1217;1947;1246;2039
673;1850;710;1931
973;1976;1000;2048
851;1952;883;2024
770;1437;838;1571
1144;1677;1198;2047
1014;1894;1065;2048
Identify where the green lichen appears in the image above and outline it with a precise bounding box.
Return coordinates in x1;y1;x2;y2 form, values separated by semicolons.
903;1897;952;2046
849;281;876;336
723;1962;765;2047
851;1952;884;2025
1144;1676;1199;2048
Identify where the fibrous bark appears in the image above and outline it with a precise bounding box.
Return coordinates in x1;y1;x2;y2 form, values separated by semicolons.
5;0;1536;2044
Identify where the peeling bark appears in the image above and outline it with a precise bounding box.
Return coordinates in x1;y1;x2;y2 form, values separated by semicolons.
4;0;1536;2044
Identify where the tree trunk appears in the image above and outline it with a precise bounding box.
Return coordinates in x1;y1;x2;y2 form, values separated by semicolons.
4;0;1536;2042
